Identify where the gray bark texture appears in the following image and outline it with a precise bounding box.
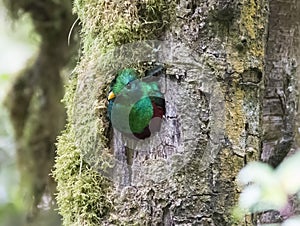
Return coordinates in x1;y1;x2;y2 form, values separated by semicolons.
106;1;266;225
259;0;300;224
53;0;270;225
262;0;300;167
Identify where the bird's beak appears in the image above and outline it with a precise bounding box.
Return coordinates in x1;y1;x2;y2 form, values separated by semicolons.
108;91;116;100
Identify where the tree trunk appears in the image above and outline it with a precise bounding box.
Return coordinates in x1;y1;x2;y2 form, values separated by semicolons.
259;0;300;223
54;0;268;225
262;0;300;167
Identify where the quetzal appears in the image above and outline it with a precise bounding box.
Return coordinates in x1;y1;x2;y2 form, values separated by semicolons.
107;65;166;139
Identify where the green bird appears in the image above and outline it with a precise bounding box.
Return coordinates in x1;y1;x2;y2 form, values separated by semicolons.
107;66;166;139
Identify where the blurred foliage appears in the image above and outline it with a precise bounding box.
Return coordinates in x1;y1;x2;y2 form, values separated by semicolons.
0;73;21;225
1;0;77;224
0;1;39;225
0;4;40;75
235;151;300;225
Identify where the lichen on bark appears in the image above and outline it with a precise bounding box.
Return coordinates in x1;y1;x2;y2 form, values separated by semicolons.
53;0;268;225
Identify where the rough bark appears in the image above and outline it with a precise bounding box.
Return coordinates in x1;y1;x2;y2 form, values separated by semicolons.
259;0;300;223
54;0;268;225
262;0;300;168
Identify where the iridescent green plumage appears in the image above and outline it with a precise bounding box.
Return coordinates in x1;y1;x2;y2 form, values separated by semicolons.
107;66;165;139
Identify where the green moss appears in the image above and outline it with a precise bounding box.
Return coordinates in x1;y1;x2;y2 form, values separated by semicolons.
54;1;176;225
208;0;267;73
54;127;112;226
73;0;176;53
53;76;112;226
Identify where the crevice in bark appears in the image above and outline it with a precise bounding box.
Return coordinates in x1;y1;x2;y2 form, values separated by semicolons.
260;0;300;223
262;0;299;168
53;0;268;225
162;203;173;226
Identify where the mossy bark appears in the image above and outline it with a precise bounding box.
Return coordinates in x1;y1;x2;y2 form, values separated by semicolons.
54;0;268;225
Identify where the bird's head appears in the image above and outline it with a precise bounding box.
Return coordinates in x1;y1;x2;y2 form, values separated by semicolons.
108;68;138;101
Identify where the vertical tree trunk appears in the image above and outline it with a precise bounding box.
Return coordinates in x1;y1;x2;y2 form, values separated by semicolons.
54;0;268;225
262;0;300;166
259;0;300;223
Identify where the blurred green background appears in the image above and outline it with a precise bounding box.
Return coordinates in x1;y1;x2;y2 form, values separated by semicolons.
0;2;40;225
0;1;300;226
